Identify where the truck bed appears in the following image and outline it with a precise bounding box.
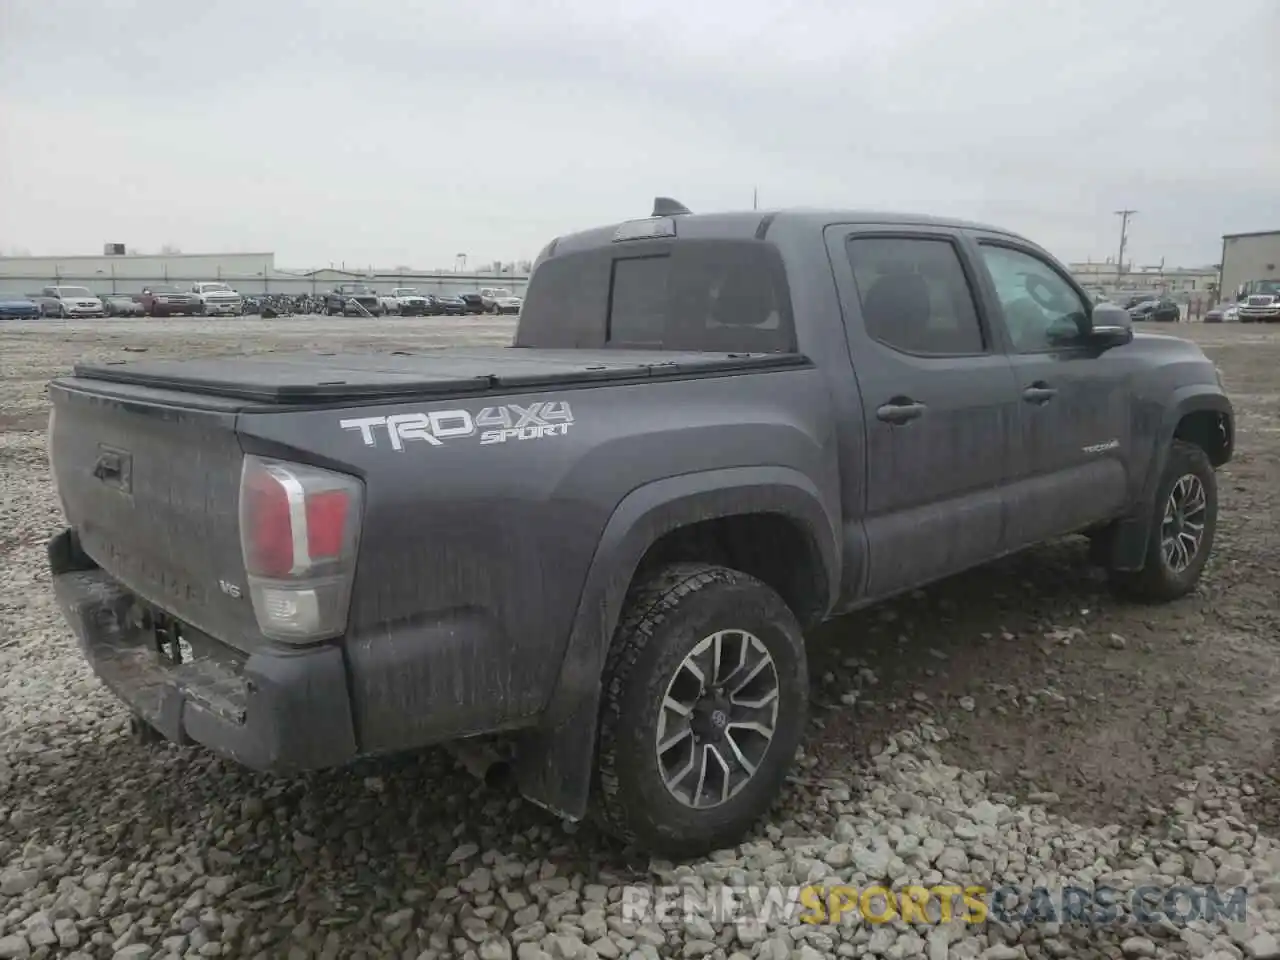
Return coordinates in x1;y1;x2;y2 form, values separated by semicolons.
49;345;813;661
72;347;808;405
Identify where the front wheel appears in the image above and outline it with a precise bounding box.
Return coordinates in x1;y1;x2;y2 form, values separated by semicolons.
593;562;808;856
1110;440;1217;602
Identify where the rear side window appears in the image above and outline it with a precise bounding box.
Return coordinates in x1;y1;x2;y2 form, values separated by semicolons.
516;239;795;352
846;236;985;356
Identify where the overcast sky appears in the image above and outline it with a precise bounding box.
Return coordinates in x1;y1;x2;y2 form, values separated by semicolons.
2;0;1276;271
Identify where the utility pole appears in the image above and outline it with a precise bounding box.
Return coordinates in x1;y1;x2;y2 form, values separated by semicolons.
1114;209;1137;278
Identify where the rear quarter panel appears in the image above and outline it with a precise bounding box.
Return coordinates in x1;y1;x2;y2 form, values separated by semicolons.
236;366;840;752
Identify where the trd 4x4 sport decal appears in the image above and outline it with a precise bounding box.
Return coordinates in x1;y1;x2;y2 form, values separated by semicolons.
340;400;574;451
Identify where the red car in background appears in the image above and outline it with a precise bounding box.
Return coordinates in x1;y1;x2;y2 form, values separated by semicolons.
137;284;201;317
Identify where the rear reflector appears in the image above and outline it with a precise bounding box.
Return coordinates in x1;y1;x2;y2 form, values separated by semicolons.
238;456;363;642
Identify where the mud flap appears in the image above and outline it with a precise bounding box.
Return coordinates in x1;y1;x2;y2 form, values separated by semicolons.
511;700;598;822
1106;515;1150;572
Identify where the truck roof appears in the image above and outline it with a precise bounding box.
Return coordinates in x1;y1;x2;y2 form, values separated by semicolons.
546;207;1028;258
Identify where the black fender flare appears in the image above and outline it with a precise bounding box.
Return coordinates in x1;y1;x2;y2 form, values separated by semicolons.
512;465;839;821
1110;387;1233;571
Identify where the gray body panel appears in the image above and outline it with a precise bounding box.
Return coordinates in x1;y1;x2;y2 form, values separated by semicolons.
47;207;1233;818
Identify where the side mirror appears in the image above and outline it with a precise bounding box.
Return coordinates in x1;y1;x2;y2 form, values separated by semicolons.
1088;302;1133;347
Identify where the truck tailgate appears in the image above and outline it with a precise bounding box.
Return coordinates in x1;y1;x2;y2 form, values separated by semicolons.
49;382;259;652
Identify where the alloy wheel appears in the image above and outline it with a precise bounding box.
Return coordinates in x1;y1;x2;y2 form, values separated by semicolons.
655;629;780;809
1161;473;1207;574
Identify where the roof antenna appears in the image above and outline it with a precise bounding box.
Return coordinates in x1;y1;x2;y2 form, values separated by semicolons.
652;196;692;217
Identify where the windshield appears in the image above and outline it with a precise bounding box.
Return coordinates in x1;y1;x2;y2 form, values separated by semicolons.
396;288;420;296
200;283;232;292
150;285;180;293
343;285;373;295
0;291;28;300
58;287;94;297
1254;281;1280;296
490;288;513;298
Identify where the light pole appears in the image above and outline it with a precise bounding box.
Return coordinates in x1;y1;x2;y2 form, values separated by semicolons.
1115;209;1137;280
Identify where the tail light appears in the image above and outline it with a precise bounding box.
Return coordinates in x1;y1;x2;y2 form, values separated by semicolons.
238;455;363;643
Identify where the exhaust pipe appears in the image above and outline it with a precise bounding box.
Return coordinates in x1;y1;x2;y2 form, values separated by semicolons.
446;739;512;789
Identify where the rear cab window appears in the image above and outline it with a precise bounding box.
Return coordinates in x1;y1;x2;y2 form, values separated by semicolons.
516;237;796;353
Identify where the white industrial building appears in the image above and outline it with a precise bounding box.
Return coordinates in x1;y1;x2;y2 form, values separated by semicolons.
1219;230;1280;300
0;250;529;298
1068;260;1220;301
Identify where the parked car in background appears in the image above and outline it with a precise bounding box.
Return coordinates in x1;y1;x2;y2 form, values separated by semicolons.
323;284;383;317
101;294;146;318
0;291;42;319
480;287;524;315
432;294;467;316
1123;294;1159;310
1129;297;1180;322
35;286;106;318
1204;302;1239;324
137;285;202;317
458;292;485;314
381;287;432;316
190;282;244;317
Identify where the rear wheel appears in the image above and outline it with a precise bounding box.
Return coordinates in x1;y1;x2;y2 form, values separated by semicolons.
1110;440;1217;602
593;562;808;855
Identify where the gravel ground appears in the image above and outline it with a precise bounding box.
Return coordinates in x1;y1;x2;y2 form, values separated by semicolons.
2;317;1279;960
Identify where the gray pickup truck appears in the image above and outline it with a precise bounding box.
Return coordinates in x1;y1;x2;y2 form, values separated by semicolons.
47;200;1233;855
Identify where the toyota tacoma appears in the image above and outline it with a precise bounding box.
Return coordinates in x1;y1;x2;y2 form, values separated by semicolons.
46;199;1233;855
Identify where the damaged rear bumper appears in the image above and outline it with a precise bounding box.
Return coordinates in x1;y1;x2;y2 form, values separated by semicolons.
50;534;358;773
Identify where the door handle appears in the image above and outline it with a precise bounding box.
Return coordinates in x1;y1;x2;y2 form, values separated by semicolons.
1022;383;1058;404
876;400;927;424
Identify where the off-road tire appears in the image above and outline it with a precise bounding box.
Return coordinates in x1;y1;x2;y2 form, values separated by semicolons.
1110;440;1217;602
593;562;808;856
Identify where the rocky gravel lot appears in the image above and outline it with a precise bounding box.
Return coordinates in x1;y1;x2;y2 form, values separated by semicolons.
1;317;1278;960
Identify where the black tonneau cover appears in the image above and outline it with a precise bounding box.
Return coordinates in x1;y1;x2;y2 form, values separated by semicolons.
72;347;808;404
